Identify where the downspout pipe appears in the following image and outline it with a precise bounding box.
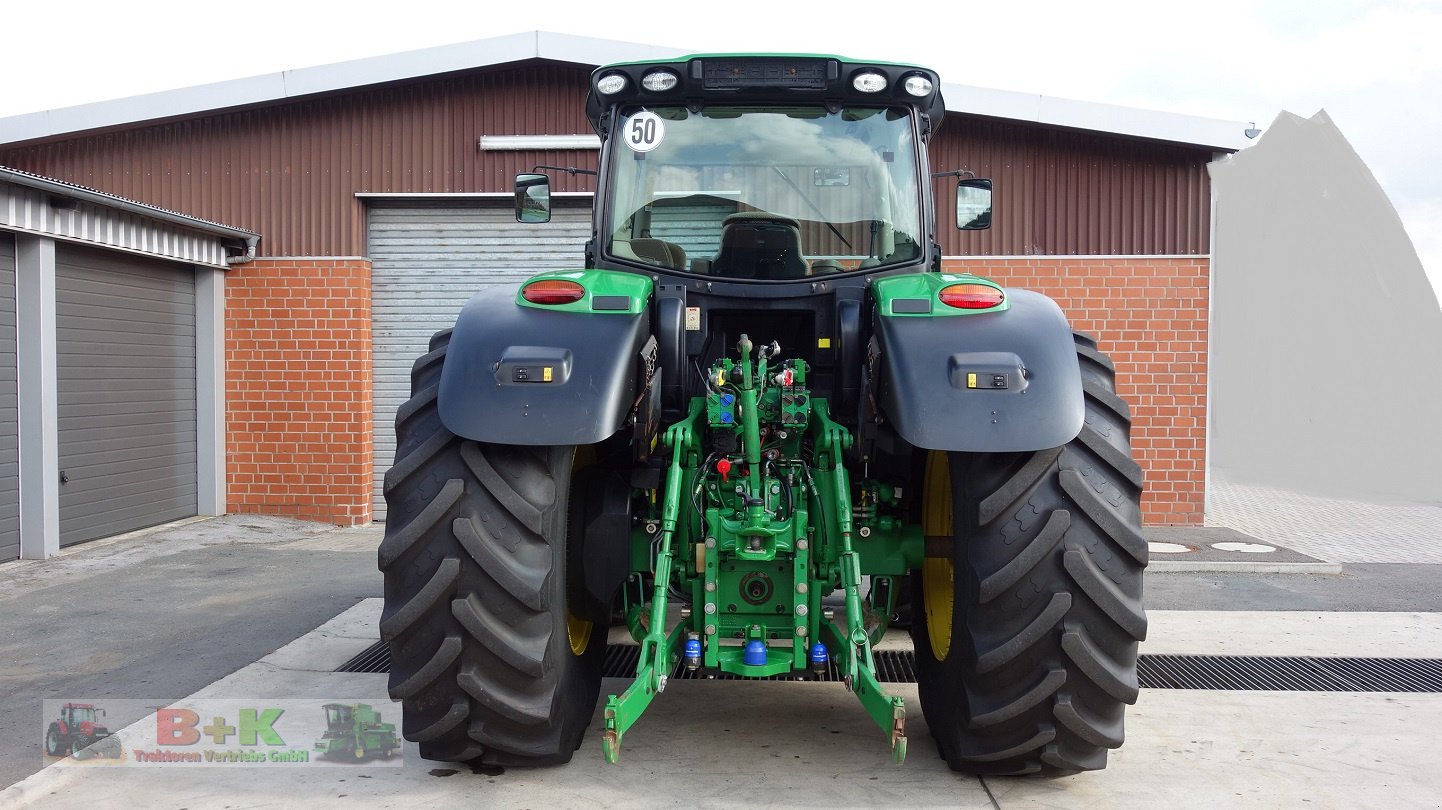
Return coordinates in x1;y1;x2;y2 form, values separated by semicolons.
225;234;260;265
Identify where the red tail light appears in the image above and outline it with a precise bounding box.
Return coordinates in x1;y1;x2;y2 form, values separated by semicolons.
521;279;585;305
938;283;1004;309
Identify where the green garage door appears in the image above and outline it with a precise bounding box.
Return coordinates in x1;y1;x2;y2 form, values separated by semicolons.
0;234;17;560
367;199;593;520
56;245;197;546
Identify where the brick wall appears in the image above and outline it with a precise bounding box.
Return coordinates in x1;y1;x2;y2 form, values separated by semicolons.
943;257;1209;526
226;258;373;525
219;255;1204;527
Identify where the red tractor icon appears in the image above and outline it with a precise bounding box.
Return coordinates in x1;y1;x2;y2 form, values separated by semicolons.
45;703;123;760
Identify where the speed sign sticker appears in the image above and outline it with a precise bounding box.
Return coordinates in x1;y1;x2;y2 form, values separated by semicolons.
624;111;666;153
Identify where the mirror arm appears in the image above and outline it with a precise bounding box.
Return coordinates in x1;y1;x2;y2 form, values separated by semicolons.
533;164;599;177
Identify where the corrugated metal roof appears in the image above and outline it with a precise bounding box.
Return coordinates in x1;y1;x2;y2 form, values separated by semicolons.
0;165;257;242
0;31;1252;151
0;171;252;268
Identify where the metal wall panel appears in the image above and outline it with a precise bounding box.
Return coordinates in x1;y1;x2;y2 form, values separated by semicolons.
0;63;598;258
55;244;197;546
933;116;1212;256
0;64;1215;259
368;199;593;519
0;234;17;559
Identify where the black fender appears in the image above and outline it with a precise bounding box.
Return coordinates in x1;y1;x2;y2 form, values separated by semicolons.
875;288;1083;452
438;290;652;445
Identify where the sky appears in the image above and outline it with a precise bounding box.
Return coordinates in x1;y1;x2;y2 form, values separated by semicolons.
2;0;1439;300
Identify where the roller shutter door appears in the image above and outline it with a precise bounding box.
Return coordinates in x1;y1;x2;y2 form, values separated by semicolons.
649;199;735;261
368;200;593;520
0;235;17;560
56;245;197;546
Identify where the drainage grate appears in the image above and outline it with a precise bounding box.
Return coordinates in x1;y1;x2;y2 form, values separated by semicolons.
644;647;915;683
337;641;393;674
1140;655;1442;692
341;642;914;682
338;642;1442;693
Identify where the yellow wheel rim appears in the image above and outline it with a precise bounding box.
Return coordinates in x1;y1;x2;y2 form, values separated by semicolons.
567;445;597;657
567;608;593;656
922;451;954;660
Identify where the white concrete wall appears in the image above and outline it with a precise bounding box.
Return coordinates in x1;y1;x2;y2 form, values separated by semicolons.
1208;110;1442;506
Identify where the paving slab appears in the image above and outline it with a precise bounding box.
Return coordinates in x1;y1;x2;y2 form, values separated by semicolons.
7;601;1442;809
1207;478;1442;564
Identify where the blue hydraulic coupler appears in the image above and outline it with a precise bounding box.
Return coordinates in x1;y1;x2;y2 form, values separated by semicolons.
743;640;768;667
683;636;702;670
810;642;829;675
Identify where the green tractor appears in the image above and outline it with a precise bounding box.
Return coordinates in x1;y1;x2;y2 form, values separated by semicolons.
378;54;1146;776
314;703;399;760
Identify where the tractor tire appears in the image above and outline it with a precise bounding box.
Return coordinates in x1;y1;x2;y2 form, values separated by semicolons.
378;328;606;766
911;332;1148;775
45;726;63;757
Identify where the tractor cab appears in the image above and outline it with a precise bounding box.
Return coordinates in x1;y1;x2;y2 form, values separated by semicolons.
514;55;995;426
599;104;925;280
320;703;353;733
519;56;991;286
62;704;101;731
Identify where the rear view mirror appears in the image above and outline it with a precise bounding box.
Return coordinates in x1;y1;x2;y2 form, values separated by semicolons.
957;178;993;230
515;173;551;223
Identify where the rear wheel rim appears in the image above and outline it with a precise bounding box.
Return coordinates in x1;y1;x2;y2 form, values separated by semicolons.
567;610;593;656
922;451;954;660
567;445;598;658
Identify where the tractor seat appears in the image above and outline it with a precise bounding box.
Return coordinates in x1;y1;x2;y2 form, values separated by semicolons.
710;213;808;279
630;238;687;269
615;238;687;269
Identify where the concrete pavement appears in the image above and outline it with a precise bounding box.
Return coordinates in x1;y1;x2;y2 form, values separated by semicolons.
0;516;382;791
7;600;1442;809
3;472;1442;806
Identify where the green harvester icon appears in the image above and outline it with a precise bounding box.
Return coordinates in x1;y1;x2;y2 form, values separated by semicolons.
314;703;399;760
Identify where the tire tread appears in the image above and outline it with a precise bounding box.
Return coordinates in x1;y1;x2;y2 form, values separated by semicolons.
379;328;602;766
913;331;1146;776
